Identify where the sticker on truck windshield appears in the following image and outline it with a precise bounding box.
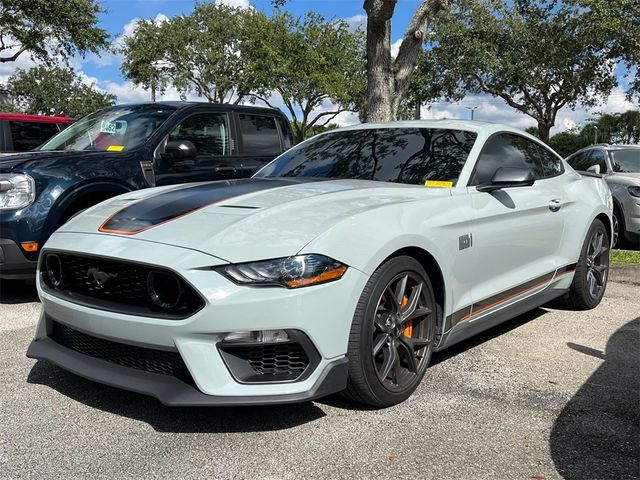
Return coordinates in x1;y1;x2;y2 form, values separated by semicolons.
106;145;125;152
100;120;117;134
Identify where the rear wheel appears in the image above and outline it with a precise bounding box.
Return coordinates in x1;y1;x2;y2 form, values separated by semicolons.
612;206;625;249
563;219;610;310
343;256;436;407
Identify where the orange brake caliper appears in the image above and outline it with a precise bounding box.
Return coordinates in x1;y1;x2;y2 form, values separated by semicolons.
401;295;413;337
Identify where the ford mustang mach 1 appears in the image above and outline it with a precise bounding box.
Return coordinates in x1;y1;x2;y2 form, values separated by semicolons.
27;121;612;407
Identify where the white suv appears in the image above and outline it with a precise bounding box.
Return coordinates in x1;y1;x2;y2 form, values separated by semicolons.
567;144;639;249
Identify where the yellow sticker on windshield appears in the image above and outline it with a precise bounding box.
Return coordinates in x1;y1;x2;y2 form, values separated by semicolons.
107;145;125;152
424;180;453;188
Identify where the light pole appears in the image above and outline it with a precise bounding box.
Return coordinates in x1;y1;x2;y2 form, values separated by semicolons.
466;106;480;120
594;126;599;144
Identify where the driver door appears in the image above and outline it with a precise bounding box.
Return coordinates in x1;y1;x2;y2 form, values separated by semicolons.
154;112;243;186
466;133;566;308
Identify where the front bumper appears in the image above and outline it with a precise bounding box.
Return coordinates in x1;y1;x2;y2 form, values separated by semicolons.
27;333;348;406
30;231;368;404
0;238;36;279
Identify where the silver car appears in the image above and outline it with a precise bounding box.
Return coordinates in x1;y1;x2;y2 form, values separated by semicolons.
567;144;640;249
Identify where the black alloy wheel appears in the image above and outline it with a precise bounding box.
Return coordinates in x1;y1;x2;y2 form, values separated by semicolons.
343;256;437;407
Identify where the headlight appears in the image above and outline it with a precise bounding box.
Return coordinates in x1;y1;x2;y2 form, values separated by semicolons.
628;186;640;198
0;174;36;210
215;254;348;288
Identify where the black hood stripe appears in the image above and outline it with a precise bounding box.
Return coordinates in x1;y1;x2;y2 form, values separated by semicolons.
99;178;304;235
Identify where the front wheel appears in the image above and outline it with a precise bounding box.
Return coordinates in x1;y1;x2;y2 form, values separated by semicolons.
563;219;610;310
342;256;437;407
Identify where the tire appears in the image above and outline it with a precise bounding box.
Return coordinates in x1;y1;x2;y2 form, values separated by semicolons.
612;206;625;249
342;256;437;407
563;219;610;310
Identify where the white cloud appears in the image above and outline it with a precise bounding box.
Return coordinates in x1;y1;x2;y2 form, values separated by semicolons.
344;14;366;31
215;0;251;8
390;38;403;59
419;87;637;135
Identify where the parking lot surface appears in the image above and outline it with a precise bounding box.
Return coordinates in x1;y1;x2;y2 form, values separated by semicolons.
0;278;638;480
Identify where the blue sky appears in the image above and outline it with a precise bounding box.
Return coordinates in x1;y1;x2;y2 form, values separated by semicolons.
1;0;635;133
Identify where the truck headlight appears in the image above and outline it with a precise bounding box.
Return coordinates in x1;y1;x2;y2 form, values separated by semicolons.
215;254;348;288
0;174;36;210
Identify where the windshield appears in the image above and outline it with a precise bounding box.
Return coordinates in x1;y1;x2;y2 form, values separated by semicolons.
610;149;640;173
39;104;177;152
254;128;478;185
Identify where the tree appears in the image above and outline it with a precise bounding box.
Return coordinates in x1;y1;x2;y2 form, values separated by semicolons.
549;130;590;157
569;0;639;102
363;0;449;122
118;19;171;101
426;0;618;143
248;13;365;143
272;0;450;122
0;0;108;64
120;4;270;103
8;66;116;117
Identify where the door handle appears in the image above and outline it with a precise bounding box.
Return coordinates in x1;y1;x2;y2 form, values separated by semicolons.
214;166;237;173
549;199;562;212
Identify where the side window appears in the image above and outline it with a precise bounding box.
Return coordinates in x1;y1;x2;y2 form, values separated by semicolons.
587;149;608;173
9;121;60;151
529;142;564;177
568;150;591;171
471;133;544;185
169;113;230;156
239;114;282;156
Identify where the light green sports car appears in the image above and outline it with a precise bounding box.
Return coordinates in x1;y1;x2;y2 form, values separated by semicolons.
27;120;612;407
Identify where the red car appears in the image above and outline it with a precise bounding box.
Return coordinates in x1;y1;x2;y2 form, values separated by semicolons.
0;113;74;153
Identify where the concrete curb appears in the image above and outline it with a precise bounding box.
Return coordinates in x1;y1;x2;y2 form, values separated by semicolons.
610;263;640;286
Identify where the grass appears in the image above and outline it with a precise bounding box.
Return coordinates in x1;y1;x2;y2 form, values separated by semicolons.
611;249;640;265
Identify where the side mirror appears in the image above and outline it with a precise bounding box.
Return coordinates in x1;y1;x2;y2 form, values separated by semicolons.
162;140;197;161
477;167;535;193
586;164;601;174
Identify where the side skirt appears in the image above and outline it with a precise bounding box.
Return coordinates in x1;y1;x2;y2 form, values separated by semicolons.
435;287;568;352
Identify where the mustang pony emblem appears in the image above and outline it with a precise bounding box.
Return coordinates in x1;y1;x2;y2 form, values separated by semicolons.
86;267;118;289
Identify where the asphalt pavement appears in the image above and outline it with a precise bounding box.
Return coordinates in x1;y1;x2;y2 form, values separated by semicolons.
0;276;638;480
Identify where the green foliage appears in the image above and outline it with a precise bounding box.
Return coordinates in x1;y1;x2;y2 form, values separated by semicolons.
546;110;640;157
611;249;640;264
248;12;365;143
7;66;116;117
549;130;590;157
291;121;340;140
426;0;619;142
568;0;639;102
0;0;109;64
120;4;266;103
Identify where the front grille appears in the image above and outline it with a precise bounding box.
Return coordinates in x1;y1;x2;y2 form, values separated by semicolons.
50;321;193;384
40;252;204;319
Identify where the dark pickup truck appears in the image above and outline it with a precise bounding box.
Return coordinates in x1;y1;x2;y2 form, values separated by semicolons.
0;102;293;279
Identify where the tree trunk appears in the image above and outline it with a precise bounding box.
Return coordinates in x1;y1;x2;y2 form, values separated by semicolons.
537;122;552;144
364;0;395;123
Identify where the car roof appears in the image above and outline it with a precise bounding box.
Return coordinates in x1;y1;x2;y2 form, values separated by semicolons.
120;101;285;116
0;112;75;123
333;119;536;136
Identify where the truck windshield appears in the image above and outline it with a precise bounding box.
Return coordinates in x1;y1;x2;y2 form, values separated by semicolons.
39;104;177;152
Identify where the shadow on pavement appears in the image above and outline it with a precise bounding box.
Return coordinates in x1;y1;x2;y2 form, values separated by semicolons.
550;317;639;480
27;360;326;433
0;279;39;304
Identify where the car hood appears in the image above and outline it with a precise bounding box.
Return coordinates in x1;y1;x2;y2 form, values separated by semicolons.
60;178;449;263
0;150;127;172
607;172;640;185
